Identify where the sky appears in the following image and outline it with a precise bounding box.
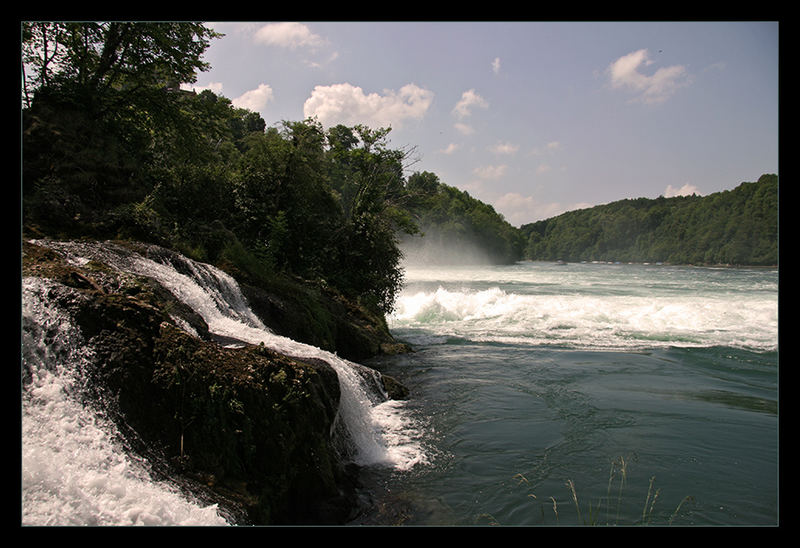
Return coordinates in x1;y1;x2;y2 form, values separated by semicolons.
186;21;779;227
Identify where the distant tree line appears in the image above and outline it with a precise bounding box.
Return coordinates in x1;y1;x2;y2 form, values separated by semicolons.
520;174;778;266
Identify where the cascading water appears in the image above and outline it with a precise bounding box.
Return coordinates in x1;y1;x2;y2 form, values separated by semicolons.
22;277;230;526
22;240;425;525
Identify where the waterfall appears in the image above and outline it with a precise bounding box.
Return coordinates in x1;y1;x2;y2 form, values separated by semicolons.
22;277;230;526
22;240;425;524
72;241;402;464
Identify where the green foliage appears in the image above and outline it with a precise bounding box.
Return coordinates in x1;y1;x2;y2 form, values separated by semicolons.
320;124;418;312
520;174;777;266
22;22;219;105
21;22;420;314
22;22;222;236
401;172;524;264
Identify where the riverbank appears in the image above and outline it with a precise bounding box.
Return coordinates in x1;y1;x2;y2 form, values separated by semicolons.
22;238;411;525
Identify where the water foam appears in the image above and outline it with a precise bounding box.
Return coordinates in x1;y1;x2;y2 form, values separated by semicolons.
22;277;229;526
390;283;778;352
38;240;425;470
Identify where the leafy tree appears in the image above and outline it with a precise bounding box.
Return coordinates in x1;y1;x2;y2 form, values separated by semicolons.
22;22;218;105
406;171;441;198
22;22;222;235
323;124;418;312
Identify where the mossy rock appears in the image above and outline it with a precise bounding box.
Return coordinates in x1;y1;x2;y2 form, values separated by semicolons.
22;239;362;524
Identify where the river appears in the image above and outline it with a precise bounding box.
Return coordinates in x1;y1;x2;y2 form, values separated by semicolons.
355;261;779;526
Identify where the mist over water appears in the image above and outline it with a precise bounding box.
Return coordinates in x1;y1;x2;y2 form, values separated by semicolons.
399;231;497;266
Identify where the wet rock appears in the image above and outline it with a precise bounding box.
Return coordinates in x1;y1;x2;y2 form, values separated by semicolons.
21;239;367;524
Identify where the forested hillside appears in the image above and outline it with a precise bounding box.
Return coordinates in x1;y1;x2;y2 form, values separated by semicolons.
520;174;777;266
399;171;524;265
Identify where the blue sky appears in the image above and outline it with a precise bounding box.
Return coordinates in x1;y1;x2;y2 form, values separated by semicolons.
188;21;779;226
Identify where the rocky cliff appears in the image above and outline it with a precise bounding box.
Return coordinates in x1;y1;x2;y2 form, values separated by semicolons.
21;239;410;524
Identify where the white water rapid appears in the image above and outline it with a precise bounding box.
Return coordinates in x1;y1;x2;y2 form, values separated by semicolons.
22;276;230;526
21;241;425;526
391;264;778;352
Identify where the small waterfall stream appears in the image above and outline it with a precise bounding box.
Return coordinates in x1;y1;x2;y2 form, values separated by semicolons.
22;276;231;526
21;240;425;525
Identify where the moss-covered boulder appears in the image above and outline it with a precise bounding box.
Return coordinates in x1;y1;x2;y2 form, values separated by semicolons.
147;325;349;524
236;275;410;362
21;239;382;524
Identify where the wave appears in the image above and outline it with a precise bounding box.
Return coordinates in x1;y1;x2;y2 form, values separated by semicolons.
389;285;778;352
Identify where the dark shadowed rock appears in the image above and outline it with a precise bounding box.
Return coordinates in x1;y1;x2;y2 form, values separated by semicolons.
21;239;382;524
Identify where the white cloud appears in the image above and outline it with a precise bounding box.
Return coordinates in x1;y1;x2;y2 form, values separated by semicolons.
232;83;274;113
306;51;339;68
607;49;690;104
473;164;507;180
303;82;434;129
530;141;561;156
253;22;327;50
248;22;336;68
491;141;519;155
492;57;501;75
664;183;701;197
545;141;560;152
181;81;224;95
452;89;488;119
440;143;460;154
494;193;593;226
454;122;475;135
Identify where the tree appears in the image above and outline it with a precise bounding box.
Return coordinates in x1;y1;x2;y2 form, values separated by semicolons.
519;175;777;265
22;22;219;105
22;22;222;234
323;124;418;312
406;171;441;196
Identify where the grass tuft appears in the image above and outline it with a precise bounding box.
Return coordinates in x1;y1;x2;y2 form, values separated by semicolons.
515;455;694;526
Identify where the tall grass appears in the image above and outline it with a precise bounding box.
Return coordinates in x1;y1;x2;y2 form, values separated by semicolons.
513;456;695;526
